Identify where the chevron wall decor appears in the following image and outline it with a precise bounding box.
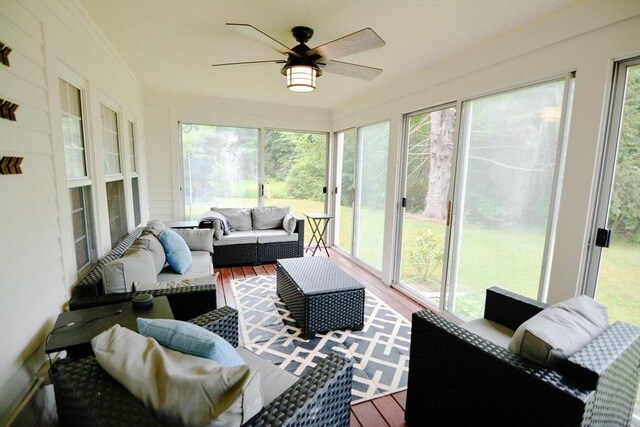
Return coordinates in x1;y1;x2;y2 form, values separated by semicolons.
0;157;24;175
0;42;11;67
0;99;18;121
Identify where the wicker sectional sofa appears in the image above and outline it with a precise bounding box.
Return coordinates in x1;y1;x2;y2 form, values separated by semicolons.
68;225;217;321
198;206;305;267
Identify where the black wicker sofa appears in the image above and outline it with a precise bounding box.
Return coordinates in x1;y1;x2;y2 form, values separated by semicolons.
198;208;305;267
68;227;216;321
405;287;640;426
50;306;353;426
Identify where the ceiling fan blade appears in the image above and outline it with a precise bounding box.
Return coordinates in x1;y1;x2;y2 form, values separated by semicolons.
226;23;299;57
308;28;385;59
211;60;286;68
320;60;383;81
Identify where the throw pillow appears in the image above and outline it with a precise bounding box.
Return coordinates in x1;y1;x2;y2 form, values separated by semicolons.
92;325;262;426
508;295;608;368
102;245;157;294
137;317;245;366
282;213;297;235
158;228;192;274
252;206;290;230
212;208;252;231
135;232;166;274
174;229;214;252
145;219;167;238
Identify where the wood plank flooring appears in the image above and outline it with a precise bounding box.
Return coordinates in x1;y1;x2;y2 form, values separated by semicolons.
215;249;426;427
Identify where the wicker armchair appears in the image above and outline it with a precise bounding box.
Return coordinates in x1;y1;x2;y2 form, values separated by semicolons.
50;306;354;427
405;287;640;427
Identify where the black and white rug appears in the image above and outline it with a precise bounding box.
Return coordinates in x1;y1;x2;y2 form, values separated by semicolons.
230;275;411;403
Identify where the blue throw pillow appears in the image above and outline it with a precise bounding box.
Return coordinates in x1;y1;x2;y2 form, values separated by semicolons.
158;228;192;274
136;318;246;367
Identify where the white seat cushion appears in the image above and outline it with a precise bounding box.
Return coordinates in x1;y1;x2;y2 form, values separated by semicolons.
236;347;298;405
213;230;258;246
157;250;212;282
460;318;514;349
254;229;299;244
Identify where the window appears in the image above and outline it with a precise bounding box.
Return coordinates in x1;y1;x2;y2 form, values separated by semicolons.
128;120;141;226
106;180;128;247
181;123;259;218
59;79;96;271
333;121;390;271
101;105;121;175
584;56;640;424
396;105;457;306
101;104;128;246
264;129;328;242
446;77;573;319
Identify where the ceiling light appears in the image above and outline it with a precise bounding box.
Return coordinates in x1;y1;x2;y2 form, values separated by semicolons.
285;65;317;92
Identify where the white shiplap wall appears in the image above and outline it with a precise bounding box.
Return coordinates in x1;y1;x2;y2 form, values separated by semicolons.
0;0;146;424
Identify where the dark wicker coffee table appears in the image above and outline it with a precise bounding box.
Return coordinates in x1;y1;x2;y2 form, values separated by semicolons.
276;257;365;339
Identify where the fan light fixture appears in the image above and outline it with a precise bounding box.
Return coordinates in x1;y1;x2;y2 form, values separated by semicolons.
286;65;317;92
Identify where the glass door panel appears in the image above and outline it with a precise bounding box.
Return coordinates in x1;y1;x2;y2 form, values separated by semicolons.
589;61;640;325
264;129;328;244
448;79;569;320
335;129;357;253
587;59;640;421
181;123;258;219
399;106;456;305
354;121;390;270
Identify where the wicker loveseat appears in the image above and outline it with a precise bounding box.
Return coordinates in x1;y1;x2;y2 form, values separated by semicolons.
50;306;353;427
68;227;216;321
405;287;640;426
198;207;305;267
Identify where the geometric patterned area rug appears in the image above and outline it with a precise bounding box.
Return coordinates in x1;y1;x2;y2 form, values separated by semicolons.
230;275;411;403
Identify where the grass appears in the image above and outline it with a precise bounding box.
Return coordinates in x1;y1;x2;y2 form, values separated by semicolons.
187;198;638;324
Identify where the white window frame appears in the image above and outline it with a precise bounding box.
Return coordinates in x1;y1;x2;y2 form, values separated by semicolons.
58;69;98;275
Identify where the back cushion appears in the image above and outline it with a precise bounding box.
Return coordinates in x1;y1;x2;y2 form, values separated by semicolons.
92;325;263;427
135;232;166;274
102;245;157;293
174;229;214;253
212;208;252;231
252;206;290;230
508;295;608;368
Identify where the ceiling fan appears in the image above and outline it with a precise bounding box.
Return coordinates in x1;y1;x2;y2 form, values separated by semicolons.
212;23;386;92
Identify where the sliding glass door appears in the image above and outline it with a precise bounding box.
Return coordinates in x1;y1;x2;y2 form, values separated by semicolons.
446;77;572;319
334;122;390;271
585;56;640;422
335;129;357;253
397;105;456;305
181;123;258;219
264;129;328;243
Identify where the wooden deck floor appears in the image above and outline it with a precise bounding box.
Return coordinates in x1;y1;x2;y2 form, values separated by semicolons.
215;248;427;427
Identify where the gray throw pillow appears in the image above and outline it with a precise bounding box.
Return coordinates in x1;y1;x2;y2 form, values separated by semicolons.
102;245;157;294
282;213;297;235
212;208;252;231
174;229;214;253
508;295;609;368
135;232;166;274
252;206;290;230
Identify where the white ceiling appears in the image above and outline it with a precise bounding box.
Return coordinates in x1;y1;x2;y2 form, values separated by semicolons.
79;0;580;110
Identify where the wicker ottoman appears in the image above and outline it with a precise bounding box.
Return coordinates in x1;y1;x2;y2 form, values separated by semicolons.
277;257;365;339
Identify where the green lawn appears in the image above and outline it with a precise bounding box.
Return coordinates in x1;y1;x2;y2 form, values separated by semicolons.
187;199;638;324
